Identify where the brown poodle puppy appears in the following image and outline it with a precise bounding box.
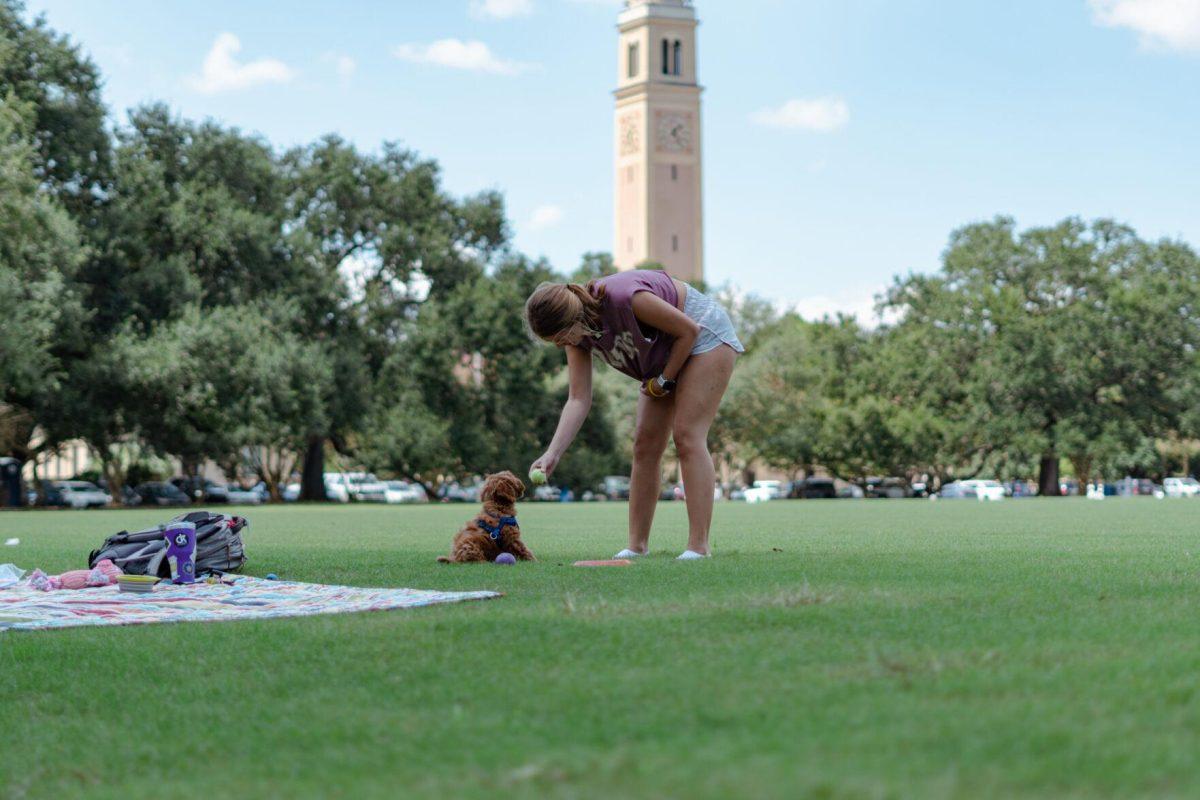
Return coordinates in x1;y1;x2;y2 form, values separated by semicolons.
437;471;536;563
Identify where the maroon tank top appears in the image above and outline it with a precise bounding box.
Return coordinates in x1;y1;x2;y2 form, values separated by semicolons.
579;270;679;381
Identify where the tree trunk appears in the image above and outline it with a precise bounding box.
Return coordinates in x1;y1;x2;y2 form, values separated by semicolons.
102;457;127;508
1038;454;1061;497
1069;455;1092;494
300;435;328;502
3;457;27;507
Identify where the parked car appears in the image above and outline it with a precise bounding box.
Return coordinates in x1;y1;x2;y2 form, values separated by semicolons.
322;473;352;503
959;479;1006;501
600;475;631;501
344;472;388;503
117;484;143;507
787;477;837;499
134;481;191;507
170;477;228;504
1163;477;1200;498
744;483;776;503
936;482;979;500
32;482;68;507
223;484;264;505
50;480;112;509
282;482;301;502
438;482;479;503
865;477;912;499
752;480;786;499
384;481;428;504
1114;478;1162;498
838;483;865;499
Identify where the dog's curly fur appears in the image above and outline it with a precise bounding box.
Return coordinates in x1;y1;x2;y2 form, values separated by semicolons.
437;471;536;563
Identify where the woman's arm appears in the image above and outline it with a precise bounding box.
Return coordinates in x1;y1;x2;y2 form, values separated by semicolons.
531;345;592;477
630;291;700;384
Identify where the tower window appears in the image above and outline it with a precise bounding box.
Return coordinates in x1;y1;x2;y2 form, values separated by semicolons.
627;42;639;78
672;234;679;252
661;39;670;75
671;164;678;181
673;40;682;76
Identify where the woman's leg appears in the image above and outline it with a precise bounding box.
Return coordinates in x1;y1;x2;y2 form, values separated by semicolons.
672;346;737;555
626;391;675;553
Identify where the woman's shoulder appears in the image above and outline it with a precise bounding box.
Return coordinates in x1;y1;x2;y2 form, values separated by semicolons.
596;269;670;299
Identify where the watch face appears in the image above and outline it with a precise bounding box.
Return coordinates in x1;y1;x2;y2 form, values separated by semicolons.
655;111;693;154
619;113;641;156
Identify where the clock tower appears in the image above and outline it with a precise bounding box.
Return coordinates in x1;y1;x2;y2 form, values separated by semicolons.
614;0;703;283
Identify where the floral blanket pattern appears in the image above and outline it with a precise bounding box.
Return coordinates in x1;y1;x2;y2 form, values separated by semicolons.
0;576;500;632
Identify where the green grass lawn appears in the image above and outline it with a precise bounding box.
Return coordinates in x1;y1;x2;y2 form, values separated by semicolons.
2;498;1199;799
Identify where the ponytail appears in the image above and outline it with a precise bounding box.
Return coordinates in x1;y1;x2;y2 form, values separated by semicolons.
525;281;607;343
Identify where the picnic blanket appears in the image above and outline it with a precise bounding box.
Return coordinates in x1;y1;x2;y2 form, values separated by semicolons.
0;576;500;632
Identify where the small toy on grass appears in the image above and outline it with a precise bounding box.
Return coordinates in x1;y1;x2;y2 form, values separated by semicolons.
494;553;517;565
528;468;547;486
573;559;633;567
265;573;279;581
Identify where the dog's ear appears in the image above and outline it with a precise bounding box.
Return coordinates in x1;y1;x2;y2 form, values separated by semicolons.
501;471;526;502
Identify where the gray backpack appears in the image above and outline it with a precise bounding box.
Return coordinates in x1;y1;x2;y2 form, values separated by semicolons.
88;511;247;577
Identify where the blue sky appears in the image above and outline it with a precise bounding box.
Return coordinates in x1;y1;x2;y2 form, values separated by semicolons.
24;0;1200;319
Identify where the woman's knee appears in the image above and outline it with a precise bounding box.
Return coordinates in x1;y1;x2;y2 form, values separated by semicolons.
633;429;669;463
672;426;709;460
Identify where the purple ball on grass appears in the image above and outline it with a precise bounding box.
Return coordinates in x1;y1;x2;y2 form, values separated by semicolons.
494;553;517;565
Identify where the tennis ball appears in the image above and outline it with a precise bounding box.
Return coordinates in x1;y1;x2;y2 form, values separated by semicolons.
529;468;547;486
495;553;517;565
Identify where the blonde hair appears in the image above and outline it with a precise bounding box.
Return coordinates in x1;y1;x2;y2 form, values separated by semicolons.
524;281;607;343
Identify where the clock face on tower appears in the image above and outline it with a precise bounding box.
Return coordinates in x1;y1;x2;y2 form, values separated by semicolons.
619;113;641;156
655;110;693;154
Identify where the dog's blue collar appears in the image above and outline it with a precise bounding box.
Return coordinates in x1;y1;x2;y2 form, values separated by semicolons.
478;515;518;541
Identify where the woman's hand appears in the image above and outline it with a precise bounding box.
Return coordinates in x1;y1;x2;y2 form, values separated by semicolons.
531;452;560;478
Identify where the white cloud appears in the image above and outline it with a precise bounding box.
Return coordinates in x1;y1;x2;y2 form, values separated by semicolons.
529;204;565;231
1089;0;1200;52
392;39;532;75
751;97;850;133
188;33;294;95
790;286;899;329
321;52;356;79
470;0;534;19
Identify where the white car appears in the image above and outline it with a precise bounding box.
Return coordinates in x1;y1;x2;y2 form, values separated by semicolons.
345;472;388;502
959;479;1006;501
1163;477;1200;498
56;481;112;509
751;480;785;499
384;481;428;504
744;485;775;503
223;484;263;505
322;473;352;503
